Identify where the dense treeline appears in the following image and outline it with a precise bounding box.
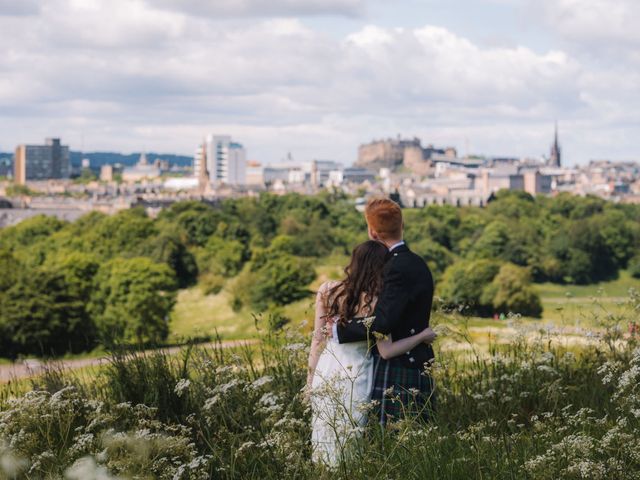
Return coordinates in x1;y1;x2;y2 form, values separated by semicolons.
405;190;640;315
0;191;639;357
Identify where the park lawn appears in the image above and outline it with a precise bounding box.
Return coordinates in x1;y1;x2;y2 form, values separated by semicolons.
168;288;258;343
540;298;634;326
8;261;629;362
535;269;639;299
536;270;639;327
169;263;640;344
168;256;347;343
0;361;108;393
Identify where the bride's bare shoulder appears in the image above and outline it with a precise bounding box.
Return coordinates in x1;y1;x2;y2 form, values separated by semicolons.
318;280;342;296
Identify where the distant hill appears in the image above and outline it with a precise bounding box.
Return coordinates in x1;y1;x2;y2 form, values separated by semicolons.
69;151;193;168
0;151;193;169
0;151;193;177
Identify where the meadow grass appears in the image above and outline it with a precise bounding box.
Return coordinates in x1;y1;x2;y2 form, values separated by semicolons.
168;259;344;343
3;260;636;366
169;254;639;343
2;300;640;479
535;269;639;299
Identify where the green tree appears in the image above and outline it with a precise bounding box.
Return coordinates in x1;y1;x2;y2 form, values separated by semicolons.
597;209;637;268
74;168;98;184
411;238;455;282
43;251;100;301
548;193;605;219
0;250;24;355
404;205;460;251
438;259;501;316
0;267;96;357
566;219;618;283
0;214;66;258
233;253;315;311
89;258;177;346
162;204;222;247
0;249;21;292
486;189;537;220
83;208;157;259
467;221;511;261
451;211;488;256
140;232;198;287
481;263;543;317
279;214;335;257
196;236;246;278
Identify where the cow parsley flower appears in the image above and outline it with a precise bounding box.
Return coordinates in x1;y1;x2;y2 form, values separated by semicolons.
174;379;191;397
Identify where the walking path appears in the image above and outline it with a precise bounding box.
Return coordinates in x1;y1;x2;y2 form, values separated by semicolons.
0;339;256;383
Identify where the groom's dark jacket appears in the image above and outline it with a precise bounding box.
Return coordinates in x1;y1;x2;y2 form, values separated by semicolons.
336;243;435;370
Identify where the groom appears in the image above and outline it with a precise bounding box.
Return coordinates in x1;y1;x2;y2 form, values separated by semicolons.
333;197;436;425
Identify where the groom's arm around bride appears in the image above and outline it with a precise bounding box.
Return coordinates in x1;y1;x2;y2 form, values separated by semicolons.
335;198;436;368
335;241;436;367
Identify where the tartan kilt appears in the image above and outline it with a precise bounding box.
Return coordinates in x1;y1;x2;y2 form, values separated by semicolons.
370;354;435;425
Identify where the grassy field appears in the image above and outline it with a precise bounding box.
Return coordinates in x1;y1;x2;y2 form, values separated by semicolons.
168;256;346;343
2;313;639;479
535;270;639;326
170;254;640;343
4;258;637;364
535;269;639;299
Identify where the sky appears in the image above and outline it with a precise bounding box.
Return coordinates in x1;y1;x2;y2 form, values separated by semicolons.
0;0;638;166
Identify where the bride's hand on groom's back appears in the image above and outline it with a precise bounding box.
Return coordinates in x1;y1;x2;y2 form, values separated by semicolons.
421;327;437;344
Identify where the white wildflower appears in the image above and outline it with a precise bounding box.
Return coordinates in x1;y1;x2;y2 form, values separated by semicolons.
537;365;557;374
65;456;118;480
174;379;191;397
249;375;273;390
258;392;279;408
0;448;28;477
284;343;306;352
235;441;255;456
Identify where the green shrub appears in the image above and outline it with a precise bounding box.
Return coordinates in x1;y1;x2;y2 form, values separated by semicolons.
481;263;543;317
89;257;177;346
438;259;501;315
232;253;315;311
196;236;246;278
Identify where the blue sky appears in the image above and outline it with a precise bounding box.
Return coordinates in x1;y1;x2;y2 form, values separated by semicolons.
306;1;545;49
0;0;638;166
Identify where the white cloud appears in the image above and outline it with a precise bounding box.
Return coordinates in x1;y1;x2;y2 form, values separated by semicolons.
0;0;638;164
148;0;365;18
43;0;186;49
538;0;640;50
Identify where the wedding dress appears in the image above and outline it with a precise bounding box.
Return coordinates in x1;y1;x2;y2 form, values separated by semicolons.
310;316;374;466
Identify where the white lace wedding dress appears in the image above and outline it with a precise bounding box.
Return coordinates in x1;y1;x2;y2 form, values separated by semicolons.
310;284;375;466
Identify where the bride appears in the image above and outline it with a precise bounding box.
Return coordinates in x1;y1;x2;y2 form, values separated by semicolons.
306;240;436;466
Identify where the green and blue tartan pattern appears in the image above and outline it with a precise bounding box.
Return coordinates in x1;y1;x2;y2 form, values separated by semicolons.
370;354;436;425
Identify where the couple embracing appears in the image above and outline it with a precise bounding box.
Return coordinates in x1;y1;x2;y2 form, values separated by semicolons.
306;197;437;466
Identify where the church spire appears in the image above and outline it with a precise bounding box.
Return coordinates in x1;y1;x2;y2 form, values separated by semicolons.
549;122;561;167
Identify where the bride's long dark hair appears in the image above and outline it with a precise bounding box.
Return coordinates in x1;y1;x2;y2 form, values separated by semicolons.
326;240;388;324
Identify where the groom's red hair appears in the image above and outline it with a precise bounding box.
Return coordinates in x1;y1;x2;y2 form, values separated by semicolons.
364;197;403;241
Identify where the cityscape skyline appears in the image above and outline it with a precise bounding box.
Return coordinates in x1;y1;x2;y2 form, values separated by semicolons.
1;0;639;165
